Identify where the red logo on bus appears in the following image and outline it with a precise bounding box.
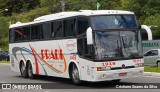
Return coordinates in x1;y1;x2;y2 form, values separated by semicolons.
41;49;64;60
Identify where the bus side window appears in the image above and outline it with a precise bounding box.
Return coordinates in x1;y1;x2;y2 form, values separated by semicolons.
64;18;76;37
77;38;84;56
42;22;51;39
9;29;15;42
15;28;23;41
77;17;89;35
77;37;93;59
23;27;30;41
54;21;63;38
39;24;43;39
84;38;93;59
31;25;41;40
51;22;55;38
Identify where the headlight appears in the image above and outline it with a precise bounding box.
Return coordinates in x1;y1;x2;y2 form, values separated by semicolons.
97;66;111;71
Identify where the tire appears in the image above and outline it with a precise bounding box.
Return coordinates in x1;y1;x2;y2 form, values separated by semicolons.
27;61;35;79
157;62;160;68
20;62;28;78
71;64;81;85
111;79;121;83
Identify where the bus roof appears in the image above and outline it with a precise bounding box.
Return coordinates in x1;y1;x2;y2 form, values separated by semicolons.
9;10;134;28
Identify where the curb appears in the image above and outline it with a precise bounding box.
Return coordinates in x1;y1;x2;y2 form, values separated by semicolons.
144;72;160;77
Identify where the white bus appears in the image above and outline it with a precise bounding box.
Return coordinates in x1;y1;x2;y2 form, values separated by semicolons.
9;10;144;85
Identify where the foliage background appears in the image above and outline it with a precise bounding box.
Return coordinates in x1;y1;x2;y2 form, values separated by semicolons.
0;0;160;50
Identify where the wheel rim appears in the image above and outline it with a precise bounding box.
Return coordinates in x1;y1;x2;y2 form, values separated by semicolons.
21;63;25;75
28;62;33;77
72;65;79;83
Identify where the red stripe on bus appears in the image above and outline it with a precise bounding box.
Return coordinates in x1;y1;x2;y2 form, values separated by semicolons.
29;45;39;75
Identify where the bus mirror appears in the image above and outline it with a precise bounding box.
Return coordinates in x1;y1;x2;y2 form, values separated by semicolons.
86;27;93;45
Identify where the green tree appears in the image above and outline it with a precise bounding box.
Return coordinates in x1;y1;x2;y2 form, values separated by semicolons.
66;0;97;11
0;17;9;49
10;7;50;23
40;0;61;13
144;14;160;39
0;17;9;37
66;0;122;11
0;0;40;16
121;0;160;23
98;0;121;10
0;0;10;16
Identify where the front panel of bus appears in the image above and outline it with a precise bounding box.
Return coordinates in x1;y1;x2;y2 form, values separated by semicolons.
79;14;144;82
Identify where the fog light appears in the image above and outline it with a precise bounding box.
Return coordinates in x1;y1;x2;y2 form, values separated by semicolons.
97;67;102;71
97;66;111;71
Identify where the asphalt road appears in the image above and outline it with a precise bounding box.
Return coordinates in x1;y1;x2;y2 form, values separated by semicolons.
0;64;160;92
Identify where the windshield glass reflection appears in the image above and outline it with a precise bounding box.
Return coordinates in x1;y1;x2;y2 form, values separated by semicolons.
91;15;138;30
94;30;142;60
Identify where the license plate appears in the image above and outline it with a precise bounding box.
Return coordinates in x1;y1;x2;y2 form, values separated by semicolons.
119;72;127;76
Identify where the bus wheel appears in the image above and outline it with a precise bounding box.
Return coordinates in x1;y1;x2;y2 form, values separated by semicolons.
111;79;121;83
20;62;28;78
27;61;35;79
71;64;81;85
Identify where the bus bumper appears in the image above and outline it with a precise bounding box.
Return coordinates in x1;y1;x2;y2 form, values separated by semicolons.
93;67;144;82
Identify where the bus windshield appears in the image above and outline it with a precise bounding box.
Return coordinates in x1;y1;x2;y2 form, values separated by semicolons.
91;15;138;30
94;30;142;60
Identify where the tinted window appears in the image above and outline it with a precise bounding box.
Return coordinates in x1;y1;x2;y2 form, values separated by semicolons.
14;28;23;41
31;25;41;40
64;18;76;37
77;38;84;56
42;22;51;39
9;29;15;42
10;27;30;42
152;50;158;56
77;17;88;35
145;50;158;56
91;15;138;30
23;27;30;40
53;21;63;38
84;38;93;58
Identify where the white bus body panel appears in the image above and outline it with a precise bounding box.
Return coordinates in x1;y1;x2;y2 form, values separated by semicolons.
77;58;143;82
9;39;77;78
10;38;144;82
